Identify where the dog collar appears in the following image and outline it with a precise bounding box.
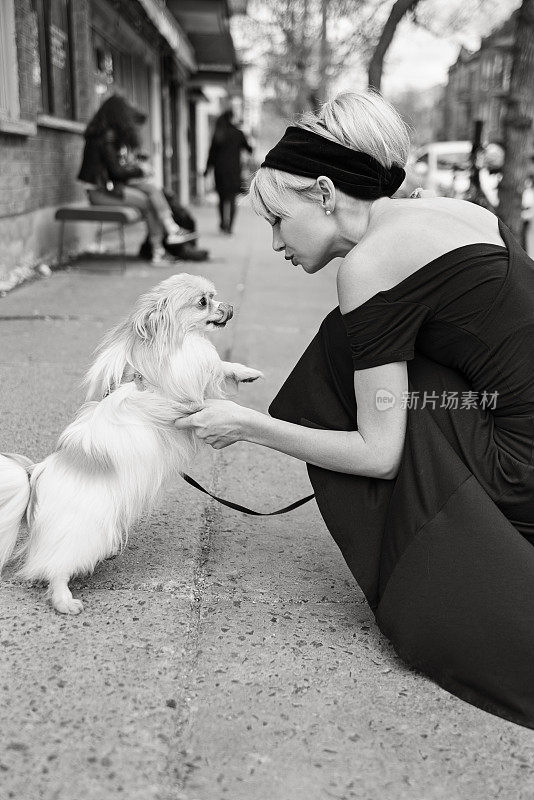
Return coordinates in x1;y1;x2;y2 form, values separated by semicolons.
102;371;146;399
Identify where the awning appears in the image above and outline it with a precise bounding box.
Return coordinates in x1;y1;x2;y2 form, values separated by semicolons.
136;0;196;72
187;31;236;73
167;0;238;81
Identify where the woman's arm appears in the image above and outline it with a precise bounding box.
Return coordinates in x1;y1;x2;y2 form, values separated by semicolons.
245;345;408;478
101;131;144;182
205;139;218;173
175;241;413;478
174;362;407;481
243;405;403;479
241;131;253;154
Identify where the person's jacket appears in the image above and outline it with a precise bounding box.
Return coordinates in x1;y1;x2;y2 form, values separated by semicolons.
206;124;252;197
77;129;143;196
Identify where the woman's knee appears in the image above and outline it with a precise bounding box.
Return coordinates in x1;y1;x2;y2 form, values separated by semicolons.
120;187;151;211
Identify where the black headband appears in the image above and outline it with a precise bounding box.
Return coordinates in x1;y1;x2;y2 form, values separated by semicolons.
261;125;406;200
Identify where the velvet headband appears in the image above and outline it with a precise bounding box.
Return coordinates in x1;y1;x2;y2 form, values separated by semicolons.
261;125;406;200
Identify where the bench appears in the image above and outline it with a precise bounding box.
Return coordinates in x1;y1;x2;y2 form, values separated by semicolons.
55;203;144;272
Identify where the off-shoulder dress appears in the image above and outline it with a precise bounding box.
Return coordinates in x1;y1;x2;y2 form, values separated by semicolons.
269;214;534;729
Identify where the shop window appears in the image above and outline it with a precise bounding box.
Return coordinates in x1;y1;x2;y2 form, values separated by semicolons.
34;0;75;119
92;28;151;151
92;32;150;117
0;0;20;121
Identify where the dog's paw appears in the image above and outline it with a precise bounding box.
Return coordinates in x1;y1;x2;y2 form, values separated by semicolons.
52;597;84;615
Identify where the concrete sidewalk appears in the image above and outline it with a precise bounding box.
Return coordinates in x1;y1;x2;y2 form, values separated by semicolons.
0;202;533;800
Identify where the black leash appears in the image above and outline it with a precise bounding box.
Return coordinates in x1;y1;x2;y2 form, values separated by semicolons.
181;473;315;516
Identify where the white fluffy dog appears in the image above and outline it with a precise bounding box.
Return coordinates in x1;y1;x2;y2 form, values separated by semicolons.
0;273;262;614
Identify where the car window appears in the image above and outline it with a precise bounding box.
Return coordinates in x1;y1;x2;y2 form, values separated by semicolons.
436;152;470;170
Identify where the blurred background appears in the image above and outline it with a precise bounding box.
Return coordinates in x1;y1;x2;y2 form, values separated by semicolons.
1;0;533;287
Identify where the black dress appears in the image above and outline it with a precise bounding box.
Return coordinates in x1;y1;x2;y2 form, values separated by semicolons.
269;216;534;729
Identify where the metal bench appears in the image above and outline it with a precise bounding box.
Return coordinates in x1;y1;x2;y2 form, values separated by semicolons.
55;203;144;272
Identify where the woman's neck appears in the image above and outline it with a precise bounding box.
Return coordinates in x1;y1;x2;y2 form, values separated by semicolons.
332;196;394;257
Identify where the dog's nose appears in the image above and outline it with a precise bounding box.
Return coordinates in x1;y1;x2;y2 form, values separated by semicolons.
217;303;233;323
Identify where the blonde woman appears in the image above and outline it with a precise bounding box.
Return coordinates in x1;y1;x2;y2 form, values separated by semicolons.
175;91;534;730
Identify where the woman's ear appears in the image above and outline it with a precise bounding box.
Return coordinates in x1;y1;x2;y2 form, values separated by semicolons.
316;175;336;214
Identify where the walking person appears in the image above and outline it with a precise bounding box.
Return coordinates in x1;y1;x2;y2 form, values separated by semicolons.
78;94;195;265
204;110;253;234
176;90;534;730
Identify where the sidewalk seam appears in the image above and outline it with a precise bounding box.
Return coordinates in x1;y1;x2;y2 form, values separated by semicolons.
161;232;256;799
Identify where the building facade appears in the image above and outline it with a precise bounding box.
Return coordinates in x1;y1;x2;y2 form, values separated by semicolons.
392;84;446;148
442;13;517;145
0;0;240;285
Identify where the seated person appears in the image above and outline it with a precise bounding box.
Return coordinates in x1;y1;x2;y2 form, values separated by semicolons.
78;94;196;265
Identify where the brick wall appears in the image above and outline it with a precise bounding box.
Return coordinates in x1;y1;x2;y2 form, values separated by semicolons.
0;0;189;284
0;129;86;219
15;0;40;120
0;0;91;281
71;0;93;124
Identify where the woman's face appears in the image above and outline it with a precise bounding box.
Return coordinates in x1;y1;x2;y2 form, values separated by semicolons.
270;194;337;274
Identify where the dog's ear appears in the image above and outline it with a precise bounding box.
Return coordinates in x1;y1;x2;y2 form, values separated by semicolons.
84;316;133;401
133;297;170;342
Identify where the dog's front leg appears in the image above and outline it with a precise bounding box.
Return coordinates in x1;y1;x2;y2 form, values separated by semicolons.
221;362;264;394
48;575;84;615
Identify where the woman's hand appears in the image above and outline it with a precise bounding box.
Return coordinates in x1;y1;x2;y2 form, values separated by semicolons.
139;161;154;178
174;399;255;449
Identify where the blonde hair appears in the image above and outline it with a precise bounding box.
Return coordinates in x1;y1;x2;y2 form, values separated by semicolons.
249;89;411;221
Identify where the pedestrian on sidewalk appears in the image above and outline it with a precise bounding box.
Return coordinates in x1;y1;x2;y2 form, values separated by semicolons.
204;109;253;234
78;94;195;265
175;90;534;732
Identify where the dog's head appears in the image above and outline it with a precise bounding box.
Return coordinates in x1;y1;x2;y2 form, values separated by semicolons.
131;273;233;343
85;274;233;401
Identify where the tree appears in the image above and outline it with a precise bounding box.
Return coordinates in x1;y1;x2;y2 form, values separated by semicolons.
497;0;534;238
233;0;374;118
233;0;521;121
368;0;421;90
366;0;518;91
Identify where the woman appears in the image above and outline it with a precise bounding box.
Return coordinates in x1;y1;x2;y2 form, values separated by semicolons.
78;95;195;264
205;109;253;234
175;91;534;729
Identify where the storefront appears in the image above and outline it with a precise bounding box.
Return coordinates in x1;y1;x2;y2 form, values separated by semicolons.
169;0;242;201
0;0;196;284
89;0;163;184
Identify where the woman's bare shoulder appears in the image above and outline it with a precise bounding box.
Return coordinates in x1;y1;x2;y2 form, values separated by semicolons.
373;197;504;248
337;198;504;314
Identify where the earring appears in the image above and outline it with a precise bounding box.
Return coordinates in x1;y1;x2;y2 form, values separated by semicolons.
325;209;331;216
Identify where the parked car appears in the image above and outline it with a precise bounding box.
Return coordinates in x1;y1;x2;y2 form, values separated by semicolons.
408;141;472;197
405;140;507;205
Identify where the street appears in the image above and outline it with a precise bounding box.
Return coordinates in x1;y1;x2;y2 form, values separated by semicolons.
1;203;533;800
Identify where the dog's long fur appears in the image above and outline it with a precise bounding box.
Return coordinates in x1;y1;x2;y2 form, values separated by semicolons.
0;274;262;614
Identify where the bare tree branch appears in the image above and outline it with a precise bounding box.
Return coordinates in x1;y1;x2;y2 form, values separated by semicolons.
367;0;421;90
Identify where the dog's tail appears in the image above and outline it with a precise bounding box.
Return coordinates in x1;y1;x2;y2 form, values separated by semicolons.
0;453;32;572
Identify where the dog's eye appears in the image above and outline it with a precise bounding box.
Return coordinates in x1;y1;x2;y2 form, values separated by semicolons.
198;297;207;308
